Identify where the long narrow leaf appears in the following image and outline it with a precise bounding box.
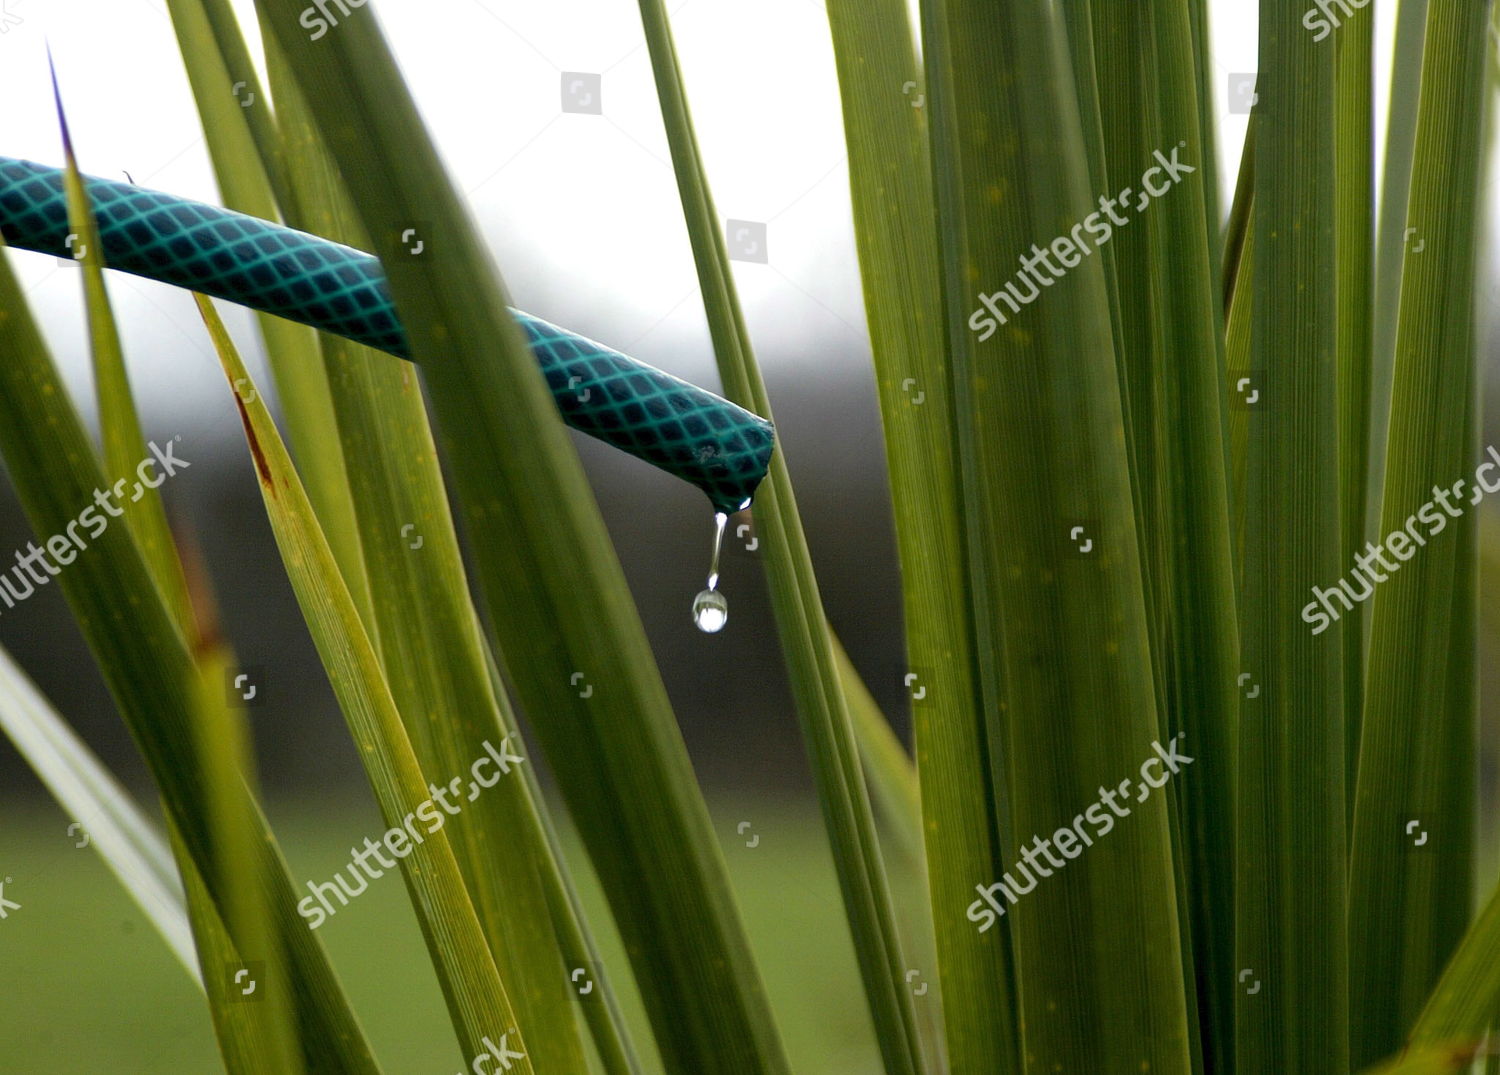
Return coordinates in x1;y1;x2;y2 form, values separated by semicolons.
53;81;193;633
1408;877;1500;1052
822;1;1015;1068
633;4;927;1070
0;245;380;1072
923;0;1193;1068
195;294;534;1069
250;4;792;1069
1348;0;1492;1064
162;0;374;621
1235;3;1347;1069
56;84;303;1075
259;36;603;1069
1104;6;1243;1067
1367;0;1431;543
1334;0;1376;794
0;643;197;979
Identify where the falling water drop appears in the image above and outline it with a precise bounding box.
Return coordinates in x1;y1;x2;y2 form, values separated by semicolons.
693;512;730;633
693;589;728;633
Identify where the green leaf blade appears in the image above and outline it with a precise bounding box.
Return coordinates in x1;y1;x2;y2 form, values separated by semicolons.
250;5;793;1070
1348;0;1492;1065
823;0;1017;1068
195;294;534;1070
924;0;1194;1069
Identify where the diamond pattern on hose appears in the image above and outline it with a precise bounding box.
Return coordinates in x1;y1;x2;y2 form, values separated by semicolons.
0;157;773;511
519;312;773;511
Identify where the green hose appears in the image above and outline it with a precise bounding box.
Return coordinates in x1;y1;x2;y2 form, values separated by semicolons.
0;156;773;512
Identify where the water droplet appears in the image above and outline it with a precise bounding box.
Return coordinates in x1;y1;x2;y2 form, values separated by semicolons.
693;588;728;633
693;512;730;633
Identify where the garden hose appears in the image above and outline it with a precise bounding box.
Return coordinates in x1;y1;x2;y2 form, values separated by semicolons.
0;156;773;513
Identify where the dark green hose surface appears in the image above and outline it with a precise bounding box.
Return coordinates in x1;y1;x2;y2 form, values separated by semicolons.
0;156;773;512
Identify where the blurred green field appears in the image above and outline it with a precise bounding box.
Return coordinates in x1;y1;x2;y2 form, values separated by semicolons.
0;794;927;1073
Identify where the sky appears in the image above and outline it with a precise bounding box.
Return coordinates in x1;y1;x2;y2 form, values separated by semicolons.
0;0;1437;451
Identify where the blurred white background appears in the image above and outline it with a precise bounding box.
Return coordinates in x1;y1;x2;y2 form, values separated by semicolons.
0;0;1410;441
0;0;1481;791
1;11;1492;1070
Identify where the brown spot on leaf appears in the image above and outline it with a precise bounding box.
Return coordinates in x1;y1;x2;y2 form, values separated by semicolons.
230;389;274;491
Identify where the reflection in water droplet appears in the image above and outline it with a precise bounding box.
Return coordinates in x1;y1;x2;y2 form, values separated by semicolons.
693;588;729;633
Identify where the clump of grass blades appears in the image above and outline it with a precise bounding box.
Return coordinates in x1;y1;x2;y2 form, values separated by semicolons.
3;1;1500;1072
